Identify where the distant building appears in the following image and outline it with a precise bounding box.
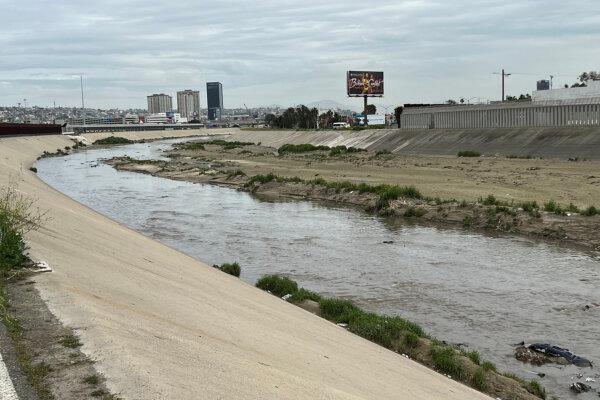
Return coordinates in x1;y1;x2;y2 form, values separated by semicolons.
124;113;140;124
177;90;200;119
147;94;173;113
145;112;186;124
537;80;550;91
206;82;223;120
532;80;600;101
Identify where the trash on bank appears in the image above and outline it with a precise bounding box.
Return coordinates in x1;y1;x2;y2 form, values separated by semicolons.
281;294;292;301
515;343;593;368
569;382;592;393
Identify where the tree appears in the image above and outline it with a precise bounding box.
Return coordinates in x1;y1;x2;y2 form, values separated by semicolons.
446;99;457;105
579;71;600;82
264;113;277;127
365;104;377;115
394;106;404;128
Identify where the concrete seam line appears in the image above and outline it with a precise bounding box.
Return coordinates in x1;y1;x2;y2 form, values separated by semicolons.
0;350;19;400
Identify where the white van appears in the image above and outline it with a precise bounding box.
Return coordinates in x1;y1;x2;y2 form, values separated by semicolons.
332;122;350;129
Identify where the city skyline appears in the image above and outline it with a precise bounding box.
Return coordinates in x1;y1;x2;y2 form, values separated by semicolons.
2;0;600;109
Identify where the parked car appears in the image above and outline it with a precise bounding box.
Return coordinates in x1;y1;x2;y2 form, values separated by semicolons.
332;122;350;129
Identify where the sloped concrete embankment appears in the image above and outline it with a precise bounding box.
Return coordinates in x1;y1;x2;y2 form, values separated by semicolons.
232;127;600;159
0;131;490;399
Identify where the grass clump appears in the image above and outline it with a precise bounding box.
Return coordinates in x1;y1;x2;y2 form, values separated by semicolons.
219;263;241;277
543;200;565;215
0;184;45;271
526;380;546;399
289;288;322;303
462;215;474;228
225;169;246;179
375;149;392;156
457;150;481;157
318;298;362;323
247;173;277;185
255;275;298;297
582;205;599;216
430;345;465;380
329;145;366;156
83;375;101;385
59;334;82;348
481;361;497;372
278;143;330;154
471;367;487;391
404;332;420;349
177;142;205;151
93;137;133;145
202;139;253;149
465;350;481;365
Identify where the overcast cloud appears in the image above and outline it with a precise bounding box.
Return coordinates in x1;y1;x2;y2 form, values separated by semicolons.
2;0;600;110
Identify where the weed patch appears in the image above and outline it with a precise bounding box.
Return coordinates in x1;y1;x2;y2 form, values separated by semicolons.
430;345;465;380
458;150;481;157
471;367;487;391
278;143;330;154
219;263;241;277
93;137;133;145
256;275;298;297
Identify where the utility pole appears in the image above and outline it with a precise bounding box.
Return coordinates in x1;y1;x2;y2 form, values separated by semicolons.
363;95;368;126
550;75;554;89
80;75;86;125
494;69;512;102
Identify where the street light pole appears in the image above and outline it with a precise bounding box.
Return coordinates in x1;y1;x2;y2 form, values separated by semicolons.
493;69;512;102
80;75;85;125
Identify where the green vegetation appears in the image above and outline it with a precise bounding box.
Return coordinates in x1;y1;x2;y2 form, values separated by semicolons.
1;184;44;271
582;205;599;216
430;345;465;379
543;200;565;215
319;298;363;323
329;145;366;156
29;167;37;173
177;142;205;150
255;275;298;297
462;215;473;228
203;139;253;149
278;143;330;154
481;361;497;372
219;263;241;277
375;149;392;156
83;375;101;385
404;331;420;348
289;288;322;303
93;137;133;145
225;169;246;179
465;350;481;365
457;150;481;157
59;334;82;348
471;367;487;391
526;380;546;399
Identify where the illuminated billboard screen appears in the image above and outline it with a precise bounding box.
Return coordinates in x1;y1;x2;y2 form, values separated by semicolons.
347;71;384;97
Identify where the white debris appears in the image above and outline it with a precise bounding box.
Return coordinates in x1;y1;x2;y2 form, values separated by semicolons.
281;294;292;301
585;377;596;382
33;261;52;273
336;323;348;328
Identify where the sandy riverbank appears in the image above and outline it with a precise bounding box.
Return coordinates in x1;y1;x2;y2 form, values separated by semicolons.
0;130;490;399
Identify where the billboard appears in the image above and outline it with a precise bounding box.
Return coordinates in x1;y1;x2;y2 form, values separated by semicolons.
347;71;384;97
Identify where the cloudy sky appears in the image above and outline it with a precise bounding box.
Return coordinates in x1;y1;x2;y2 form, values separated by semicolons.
2;0;600;110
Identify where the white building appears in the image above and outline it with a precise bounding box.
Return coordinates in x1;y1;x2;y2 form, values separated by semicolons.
177;90;200;120
533;80;600;101
124;113;140;124
147;94;173;113
145;112;187;124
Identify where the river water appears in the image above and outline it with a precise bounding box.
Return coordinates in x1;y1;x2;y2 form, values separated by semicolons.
36;137;600;399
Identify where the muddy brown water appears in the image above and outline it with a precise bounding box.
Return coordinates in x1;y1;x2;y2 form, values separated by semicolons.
36;138;600;399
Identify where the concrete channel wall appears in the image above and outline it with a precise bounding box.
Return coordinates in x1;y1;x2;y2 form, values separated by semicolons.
232;126;600;159
401;98;600;129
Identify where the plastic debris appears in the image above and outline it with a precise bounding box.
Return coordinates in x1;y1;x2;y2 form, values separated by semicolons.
281;294;292;301
570;382;592;393
336;323;348;328
33;261;52;273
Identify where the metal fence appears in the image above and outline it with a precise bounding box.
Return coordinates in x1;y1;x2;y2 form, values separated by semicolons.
400;98;600;129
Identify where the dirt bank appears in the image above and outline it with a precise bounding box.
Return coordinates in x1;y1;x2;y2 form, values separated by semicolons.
106;140;600;252
0;131;491;398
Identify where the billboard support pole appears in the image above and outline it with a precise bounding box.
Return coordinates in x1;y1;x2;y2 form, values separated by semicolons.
363;95;368;126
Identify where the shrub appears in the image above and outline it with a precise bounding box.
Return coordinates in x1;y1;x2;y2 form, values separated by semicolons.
93;137;133;145
375;149;392;156
329;146;366;156
225;169;246;179
178;142;205;150
29;167;37;173
462;215;473;228
219;262;241;277
543;200;565;215
201;139;253;149
430;346;465;380
404;332;420;348
318;298;362;323
582;205;599;216
457;150;481;157
465;350;481;365
482;194;498;206
520;201;539;212
526;380;546;399
0;184;44;270
278;144;330;154
347;313;399;348
255;275;298;297
471;367;487;391
247;173;277;185
481;361;497;372
289;288;322;303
